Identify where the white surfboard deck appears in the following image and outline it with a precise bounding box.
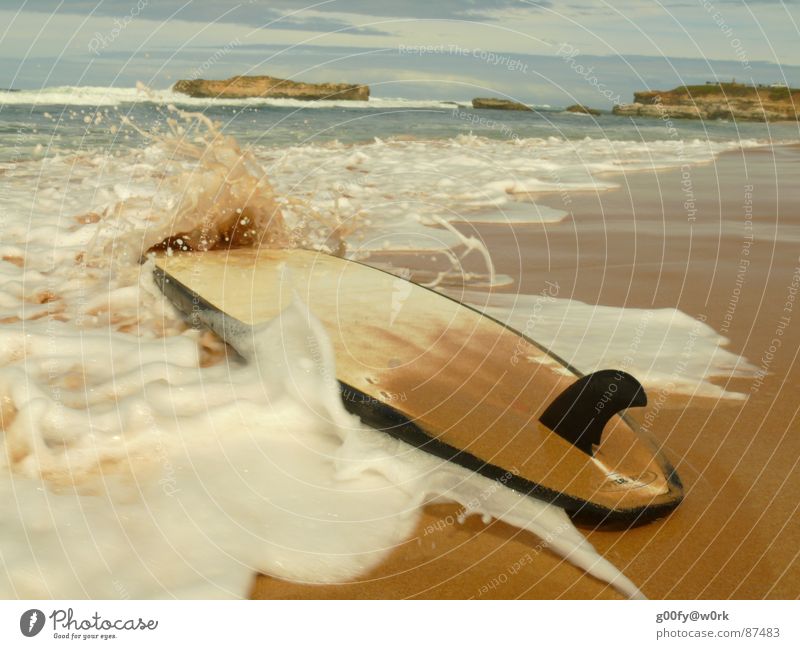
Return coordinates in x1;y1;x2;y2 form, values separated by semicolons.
154;248;683;523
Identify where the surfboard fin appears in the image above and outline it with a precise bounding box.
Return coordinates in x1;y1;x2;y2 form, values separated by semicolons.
540;370;647;455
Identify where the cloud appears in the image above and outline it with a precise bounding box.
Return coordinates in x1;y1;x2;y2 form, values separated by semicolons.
13;1;394;33
256;0;553;19
14;0;553;24
2;0;796;89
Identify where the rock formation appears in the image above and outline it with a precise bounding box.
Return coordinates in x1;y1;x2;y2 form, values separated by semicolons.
472;97;533;111
173;75;369;101
613;83;799;121
565;104;601;116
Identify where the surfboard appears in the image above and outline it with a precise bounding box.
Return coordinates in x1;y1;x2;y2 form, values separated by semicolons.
153;248;683;524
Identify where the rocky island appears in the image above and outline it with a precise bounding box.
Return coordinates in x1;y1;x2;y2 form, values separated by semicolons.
613;82;800;121
565;104;601;116
173;75;369;101
472;97;533;111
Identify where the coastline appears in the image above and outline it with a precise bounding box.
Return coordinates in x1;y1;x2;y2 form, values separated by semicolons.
253;143;800;599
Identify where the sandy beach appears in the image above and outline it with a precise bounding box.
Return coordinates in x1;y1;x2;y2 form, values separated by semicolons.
253;143;800;599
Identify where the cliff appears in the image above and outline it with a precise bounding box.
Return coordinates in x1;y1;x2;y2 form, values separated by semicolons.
472;97;532;111
173;75;369;101
613;83;800;121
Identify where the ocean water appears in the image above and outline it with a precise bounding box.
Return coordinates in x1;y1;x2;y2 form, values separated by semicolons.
3;85;800;158
0;85;784;598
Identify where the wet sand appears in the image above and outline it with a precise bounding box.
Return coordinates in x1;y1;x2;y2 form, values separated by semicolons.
253;143;800;599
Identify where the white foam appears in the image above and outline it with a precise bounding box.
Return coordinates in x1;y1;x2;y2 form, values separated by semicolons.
0;86;467;110
1;123;762;255
457;290;758;399
263;134;757;238
0;294;642;599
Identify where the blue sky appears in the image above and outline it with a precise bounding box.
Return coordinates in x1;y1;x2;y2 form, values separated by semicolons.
1;0;798;105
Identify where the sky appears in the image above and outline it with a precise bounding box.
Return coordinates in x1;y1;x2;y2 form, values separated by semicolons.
1;0;799;106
